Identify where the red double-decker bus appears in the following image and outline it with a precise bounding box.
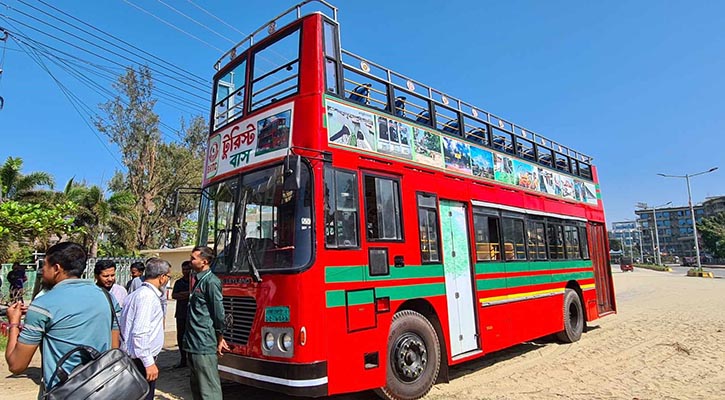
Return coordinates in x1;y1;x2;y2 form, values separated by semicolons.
198;1;616;399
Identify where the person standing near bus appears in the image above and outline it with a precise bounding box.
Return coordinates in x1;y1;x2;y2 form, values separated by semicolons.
94;260;128;307
119;258;171;400
7;262;27;303
126;261;145;291
171;260;192;368
4;242;120;396
183;246;228;399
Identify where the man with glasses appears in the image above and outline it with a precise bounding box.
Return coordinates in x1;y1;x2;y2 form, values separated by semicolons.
119;258;171;400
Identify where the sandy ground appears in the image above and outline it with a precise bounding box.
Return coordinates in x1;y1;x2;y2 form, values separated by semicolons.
2;268;724;399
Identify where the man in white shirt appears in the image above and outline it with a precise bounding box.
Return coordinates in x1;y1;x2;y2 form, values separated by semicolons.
94;260;128;308
119;257;171;400
128;260;168;316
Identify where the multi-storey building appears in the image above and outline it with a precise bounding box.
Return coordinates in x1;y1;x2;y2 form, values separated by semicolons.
634;195;725;259
610;220;642;260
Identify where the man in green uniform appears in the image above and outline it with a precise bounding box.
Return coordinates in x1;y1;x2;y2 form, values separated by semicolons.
183;246;229;399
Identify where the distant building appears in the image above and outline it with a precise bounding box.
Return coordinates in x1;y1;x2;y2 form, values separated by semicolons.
633;195;725;259
609;221;641;260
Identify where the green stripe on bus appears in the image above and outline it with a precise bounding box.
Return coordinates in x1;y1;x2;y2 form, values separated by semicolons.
346;290;374;306
475;259;592;275
325;264;444;283
326;283;446;308
476;278;507;291
476;270;595;291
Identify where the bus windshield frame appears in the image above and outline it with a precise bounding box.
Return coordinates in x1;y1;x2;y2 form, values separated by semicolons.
197;162;313;276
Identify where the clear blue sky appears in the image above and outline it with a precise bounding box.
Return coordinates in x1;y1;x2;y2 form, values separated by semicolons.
0;0;722;226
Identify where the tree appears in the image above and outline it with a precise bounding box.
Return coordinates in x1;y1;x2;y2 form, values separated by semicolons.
0;157;54;201
698;212;725;259
65;181;135;257
95;66;162;249
95;66;206;249
609;238;622;252
0;200;79;251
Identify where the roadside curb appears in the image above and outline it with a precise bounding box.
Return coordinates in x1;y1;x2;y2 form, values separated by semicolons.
686;270;714;278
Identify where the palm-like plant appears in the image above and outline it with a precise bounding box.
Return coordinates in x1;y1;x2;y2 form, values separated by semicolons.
0;157;54;201
65;182;135;257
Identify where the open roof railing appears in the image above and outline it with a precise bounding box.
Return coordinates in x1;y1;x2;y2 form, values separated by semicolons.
215;0;337;71
340;48;593;166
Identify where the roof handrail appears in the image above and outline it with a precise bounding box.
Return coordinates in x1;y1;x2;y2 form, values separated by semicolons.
215;0;337;70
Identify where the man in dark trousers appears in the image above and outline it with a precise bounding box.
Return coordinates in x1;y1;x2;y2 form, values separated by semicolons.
183;246;229;399
171;260;192;368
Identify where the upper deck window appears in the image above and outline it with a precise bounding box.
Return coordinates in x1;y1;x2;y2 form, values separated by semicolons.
250;27;301;112
214;58;247;131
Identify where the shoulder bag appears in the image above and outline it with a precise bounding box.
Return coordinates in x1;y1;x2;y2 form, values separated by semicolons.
42;289;149;400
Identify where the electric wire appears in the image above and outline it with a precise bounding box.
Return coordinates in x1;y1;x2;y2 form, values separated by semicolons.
34;0;209;87
1;6;210;99
7;28;208;115
1;15;210;103
122;0;224;53
8;26;197;143
156;0;236;44
8;30;124;168
186;0;246;36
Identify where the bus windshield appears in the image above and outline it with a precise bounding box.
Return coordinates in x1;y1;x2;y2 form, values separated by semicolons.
198;163;312;275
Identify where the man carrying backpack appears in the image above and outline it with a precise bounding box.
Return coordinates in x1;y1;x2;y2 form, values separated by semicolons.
4;242;121;396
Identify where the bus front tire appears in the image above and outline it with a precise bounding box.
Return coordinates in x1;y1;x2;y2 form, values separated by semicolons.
375;310;441;400
556;288;584;343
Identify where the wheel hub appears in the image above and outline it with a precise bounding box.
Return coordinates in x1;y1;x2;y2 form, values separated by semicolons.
393;332;427;382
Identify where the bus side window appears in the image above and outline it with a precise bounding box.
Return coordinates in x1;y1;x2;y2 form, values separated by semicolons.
364;175;403;241
417;193;440;263
547;223;565;259
473;211;501;262
324;167;359;248
502;217;526;261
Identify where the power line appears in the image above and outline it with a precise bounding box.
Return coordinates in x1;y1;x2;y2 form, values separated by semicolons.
8;29;124;168
1;15;210;103
8;26;200;144
6;29;205;116
1;4;210;96
23;0;209;88
156;0;236;45
34;0;209;87
186;0;247;37
122;0;224;53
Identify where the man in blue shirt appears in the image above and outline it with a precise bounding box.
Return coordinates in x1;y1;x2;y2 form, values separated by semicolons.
4;242;121;395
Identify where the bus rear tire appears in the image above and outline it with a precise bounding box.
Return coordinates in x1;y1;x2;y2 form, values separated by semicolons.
375;310;441;400
556;288;584;343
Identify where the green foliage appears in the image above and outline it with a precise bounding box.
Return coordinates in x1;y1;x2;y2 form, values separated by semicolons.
0;156;54;200
698;212;725;259
0;200;80;249
609;238;622;251
65;181;136;257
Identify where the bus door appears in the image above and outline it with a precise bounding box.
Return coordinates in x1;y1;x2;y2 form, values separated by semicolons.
439;200;479;356
589;222;616;315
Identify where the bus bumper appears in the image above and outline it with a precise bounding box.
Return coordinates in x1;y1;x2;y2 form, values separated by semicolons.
218;353;328;397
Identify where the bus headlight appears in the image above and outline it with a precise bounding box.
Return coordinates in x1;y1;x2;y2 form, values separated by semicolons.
264;332;275;350
261;327;294;358
279;332;293;352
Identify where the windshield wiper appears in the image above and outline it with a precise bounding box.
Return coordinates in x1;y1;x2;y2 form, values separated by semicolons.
234;188;262;282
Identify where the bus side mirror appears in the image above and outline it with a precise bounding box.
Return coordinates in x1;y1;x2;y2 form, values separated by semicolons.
283;155;301;191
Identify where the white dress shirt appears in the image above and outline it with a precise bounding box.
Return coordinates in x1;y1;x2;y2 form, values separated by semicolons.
128;276;168;315
119;282;165;367
109;283;128;307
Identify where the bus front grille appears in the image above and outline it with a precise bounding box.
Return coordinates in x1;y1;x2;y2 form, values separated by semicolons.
222;296;257;345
